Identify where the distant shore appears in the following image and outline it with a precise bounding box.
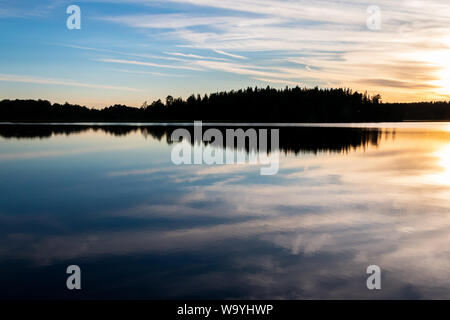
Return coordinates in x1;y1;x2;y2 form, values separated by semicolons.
1;87;449;123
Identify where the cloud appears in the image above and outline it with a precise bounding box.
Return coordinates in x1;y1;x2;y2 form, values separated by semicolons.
192;60;284;77
0;1;62;18
4;0;450;102
213;49;247;60
61;44;197;63
97;58;204;71
253;77;304;86
164;51;229;61
360;79;439;90
100;13;236;29
111;68;180;77
93;0;450;101
0;73;142;92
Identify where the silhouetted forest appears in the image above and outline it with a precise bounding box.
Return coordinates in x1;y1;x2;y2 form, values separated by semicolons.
0;124;385;155
1;87;449;122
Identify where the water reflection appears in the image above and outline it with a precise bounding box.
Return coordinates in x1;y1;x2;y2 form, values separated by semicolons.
0;124;385;155
430;144;450;186
0;123;449;299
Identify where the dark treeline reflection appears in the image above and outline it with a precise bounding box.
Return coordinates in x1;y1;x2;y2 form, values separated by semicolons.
0;124;385;155
163;126;384;155
0;125;146;139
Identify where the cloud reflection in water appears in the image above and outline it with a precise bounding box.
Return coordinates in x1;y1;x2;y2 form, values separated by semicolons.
0;123;449;299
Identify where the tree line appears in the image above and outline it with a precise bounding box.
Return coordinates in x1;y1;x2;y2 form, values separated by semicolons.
1;86;449;122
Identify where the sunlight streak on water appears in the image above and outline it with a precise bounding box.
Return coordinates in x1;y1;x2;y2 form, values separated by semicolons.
428;144;450;186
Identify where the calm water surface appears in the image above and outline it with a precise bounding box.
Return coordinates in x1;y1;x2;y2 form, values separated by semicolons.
0;123;449;299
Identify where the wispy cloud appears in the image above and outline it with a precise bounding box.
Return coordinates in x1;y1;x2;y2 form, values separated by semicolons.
213;49;247;60
192;60;283;78
2;0;450;103
0;1;62;18
95;0;450;101
0;73;142;92
360;79;439;90
253;77;304;86
61;44;195;63
111;68;181;77
100;13;240;29
97;58;204;71
165;51;229;61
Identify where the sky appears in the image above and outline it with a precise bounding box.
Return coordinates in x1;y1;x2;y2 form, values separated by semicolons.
0;0;450;108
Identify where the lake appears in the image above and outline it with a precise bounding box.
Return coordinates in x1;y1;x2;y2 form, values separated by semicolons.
0;122;449;299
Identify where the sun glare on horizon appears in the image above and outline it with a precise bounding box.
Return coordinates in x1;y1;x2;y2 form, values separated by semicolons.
426;35;450;96
435;54;450;95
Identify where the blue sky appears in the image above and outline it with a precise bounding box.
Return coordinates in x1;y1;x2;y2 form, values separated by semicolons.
1;0;450;107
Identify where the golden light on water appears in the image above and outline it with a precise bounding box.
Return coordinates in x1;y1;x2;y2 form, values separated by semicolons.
429;144;450;186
